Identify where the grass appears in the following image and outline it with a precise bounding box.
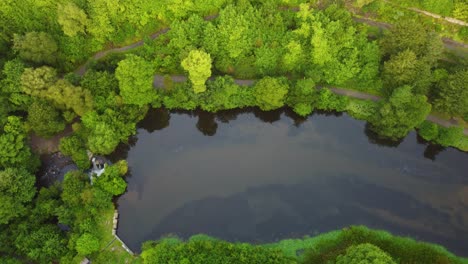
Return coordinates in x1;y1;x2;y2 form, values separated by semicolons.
89;206;141;264
353;0;467;42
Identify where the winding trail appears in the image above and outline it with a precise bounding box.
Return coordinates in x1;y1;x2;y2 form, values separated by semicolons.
74;8;468;76
71;9;467;136
408;7;468;27
152;75;468;136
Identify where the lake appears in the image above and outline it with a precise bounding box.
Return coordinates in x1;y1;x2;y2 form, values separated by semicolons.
113;108;468;255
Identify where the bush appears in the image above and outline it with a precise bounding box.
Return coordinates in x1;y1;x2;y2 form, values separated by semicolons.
336;243;396;264
417;121;439;141
27;99;65;138
59;135;90;170
141;238;294;264
316;89;349;112
346;99;378;120
75;233;100;255
436;126;464;147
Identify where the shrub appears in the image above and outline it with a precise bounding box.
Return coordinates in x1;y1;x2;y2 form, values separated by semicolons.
141;238;295;264
75;233;100;255
336;243;396;264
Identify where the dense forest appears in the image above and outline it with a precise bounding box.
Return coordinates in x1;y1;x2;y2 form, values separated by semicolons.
0;0;467;263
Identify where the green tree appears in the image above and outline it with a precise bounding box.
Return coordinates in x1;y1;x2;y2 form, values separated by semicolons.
0;116;39;171
286;78;317;116
380;21;442;59
13;32;58;65
47;79;94;116
181;49;212;93
59;135;90;170
27;99;65;138
141;238;293;264
82;106;145;155
57;3;88;37
336;243;396;264
370;86;431;139
433;70;468;118
21;67;93;116
1;59;30;108
116;55;157;106
75;233;100;255
254;77;289;111
382;50;432;95
0;168;36;224
14;224;67;263
21;66;57;97
94;160;128;195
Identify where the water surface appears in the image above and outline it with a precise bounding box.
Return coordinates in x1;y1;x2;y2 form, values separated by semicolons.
114;108;468;255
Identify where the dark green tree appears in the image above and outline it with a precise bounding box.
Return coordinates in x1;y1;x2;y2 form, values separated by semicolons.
0;116;39;171
13;32;58;65
370;86;431;139
433;70;468;118
27;99;65;138
0;168;36;224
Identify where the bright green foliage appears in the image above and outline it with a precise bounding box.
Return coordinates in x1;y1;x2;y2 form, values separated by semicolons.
453;2;468;22
27;99;65;138
303;226;465;264
21;66;58;97
141;238;294;264
283;40;306;73
336;243;396;264
181;49;212;93
294;4;381;86
0;168;35;224
57;3;88;37
286;78;316;116
433;70;468;118
116;55;157;106
0;116;39;171
21;67;93;116
47;79;94;116
76;233;100;255
82;106;146;154
254;77;289;111
59;135;90;170
94;160;128;196
370;86;431;139
13;32;58;65
421;0;453;16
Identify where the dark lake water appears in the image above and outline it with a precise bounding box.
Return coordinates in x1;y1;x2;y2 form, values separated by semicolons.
113;108;468;255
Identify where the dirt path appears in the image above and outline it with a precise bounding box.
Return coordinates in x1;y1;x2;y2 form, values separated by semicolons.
353;16;468;49
69;9;467;137
74;8;467;76
153;75;468;135
407;7;468;27
30;125;73;154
